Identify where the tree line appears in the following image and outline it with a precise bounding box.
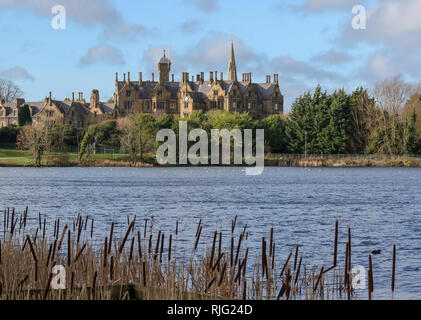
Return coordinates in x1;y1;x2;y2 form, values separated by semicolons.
2;76;421;165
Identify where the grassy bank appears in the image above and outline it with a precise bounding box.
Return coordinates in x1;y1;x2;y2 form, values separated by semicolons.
0;207;396;300
1;149;421;167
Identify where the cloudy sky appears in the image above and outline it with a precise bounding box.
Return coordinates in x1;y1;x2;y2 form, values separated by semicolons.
0;0;420;109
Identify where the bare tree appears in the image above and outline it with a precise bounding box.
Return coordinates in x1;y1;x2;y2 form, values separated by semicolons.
0;79;23;102
373;76;417;154
117;115;139;162
16;114;57;166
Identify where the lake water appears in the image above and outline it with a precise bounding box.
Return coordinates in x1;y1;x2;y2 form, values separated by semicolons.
0;166;420;299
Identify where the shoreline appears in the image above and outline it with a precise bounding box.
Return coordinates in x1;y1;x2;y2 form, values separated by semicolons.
1;158;421;168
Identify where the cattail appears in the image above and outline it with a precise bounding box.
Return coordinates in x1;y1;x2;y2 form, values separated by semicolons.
159;233;165;263
194;225;202;251
231;215;237;234
57;224;68;251
344;241;349;289
90;218;94;239
73;243;87;263
294;256;302;285
118;221;135;254
314;267;324;291
46;243;52;267
334;220;338;266
129;237;135;261
103;236;108;267
205;277;216;293
110;256;114;281
262;237;267;279
212;253;225;271
154;230;161;260
70;272;74;296
67;229;71;267
43;272;53;300
209;231;217;269
392;244;396;296
26;235;37;263
137;231;142;261
218;262;227;287
368;254;373;300
92;271;98;298
142;261;147;286
293;244;299;271
108;222;114;255
218;232;222;271
234;234;243;267
168;234;172;263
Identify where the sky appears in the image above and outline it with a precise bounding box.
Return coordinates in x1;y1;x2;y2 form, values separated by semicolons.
0;0;420;109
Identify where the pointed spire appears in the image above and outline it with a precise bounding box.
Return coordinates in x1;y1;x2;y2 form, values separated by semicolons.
227;40;238;82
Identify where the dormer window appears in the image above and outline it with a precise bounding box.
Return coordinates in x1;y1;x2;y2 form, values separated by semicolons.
248;102;251;110
213;90;218;96
233;89;236;97
248;91;252;97
126;90;131;97
157;91;162;97
275;104;278;111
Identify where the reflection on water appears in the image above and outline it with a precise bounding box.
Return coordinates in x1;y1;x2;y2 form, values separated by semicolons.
0;166;420;299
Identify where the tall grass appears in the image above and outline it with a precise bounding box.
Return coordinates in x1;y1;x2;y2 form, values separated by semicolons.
0;207;396;300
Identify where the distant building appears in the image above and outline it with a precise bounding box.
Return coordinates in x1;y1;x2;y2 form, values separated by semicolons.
114;42;284;119
31;91;115;128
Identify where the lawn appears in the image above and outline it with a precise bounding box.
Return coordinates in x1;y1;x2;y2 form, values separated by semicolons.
0;148;134;166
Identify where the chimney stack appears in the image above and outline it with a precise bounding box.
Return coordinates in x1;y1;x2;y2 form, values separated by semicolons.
196;74;200;82
115;72;118;83
72;92;75;102
192;75;194;82
200;72;204;84
152;72;154;82
274;74;278;84
127;72;130;83
210;71;214;83
139;72;142;85
49;91;52;105
172;74;174;82
123;73;126;82
215;71;218;82
248;73;252;83
220;72;223;81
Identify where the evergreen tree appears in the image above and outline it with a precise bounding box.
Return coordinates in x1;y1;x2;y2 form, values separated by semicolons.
18;104;32;126
405;111;420;154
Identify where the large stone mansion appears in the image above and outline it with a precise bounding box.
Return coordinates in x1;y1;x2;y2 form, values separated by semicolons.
114;42;284;119
0;43;283;128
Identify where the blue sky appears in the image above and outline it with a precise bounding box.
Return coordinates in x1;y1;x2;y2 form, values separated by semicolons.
0;0;420;109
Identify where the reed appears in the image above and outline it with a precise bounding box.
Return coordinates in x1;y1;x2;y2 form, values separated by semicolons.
0;207;398;300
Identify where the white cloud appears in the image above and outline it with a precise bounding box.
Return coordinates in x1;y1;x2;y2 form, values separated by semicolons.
0;0;149;40
295;0;364;12
79;45;125;66
0;66;34;81
179;19;201;34
312;49;353;65
184;0;219;12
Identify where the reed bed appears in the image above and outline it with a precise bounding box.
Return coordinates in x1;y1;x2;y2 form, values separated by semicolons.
0;207;396;300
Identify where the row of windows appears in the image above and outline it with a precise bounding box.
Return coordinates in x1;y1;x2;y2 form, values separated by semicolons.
122;100;279;112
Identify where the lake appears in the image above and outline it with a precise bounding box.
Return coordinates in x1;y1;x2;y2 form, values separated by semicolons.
0;166;420;299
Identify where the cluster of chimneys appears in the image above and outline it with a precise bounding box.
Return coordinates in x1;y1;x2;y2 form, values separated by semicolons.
115;71;279;84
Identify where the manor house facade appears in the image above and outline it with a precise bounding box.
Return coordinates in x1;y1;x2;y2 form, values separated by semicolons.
114;43;284;119
1;43;284;128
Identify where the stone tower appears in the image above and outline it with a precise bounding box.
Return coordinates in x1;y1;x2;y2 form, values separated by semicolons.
90;89;99;108
158;50;171;83
227;41;238;82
